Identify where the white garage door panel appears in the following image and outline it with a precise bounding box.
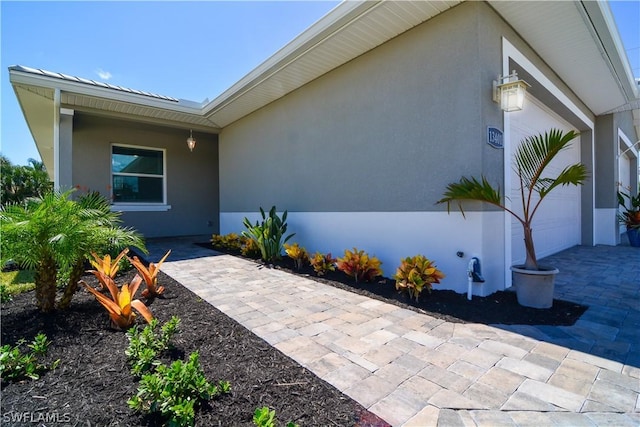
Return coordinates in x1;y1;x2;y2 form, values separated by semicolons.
510;95;581;265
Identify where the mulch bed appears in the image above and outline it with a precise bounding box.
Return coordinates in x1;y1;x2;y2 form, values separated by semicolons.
1;243;587;426
199;243;588;326
1;270;390;427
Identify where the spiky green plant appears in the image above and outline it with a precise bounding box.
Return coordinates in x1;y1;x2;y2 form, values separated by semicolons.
242;206;295;263
437;129;587;270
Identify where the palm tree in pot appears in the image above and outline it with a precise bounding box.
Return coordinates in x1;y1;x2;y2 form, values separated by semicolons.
617;189;640;247
437;129;587;308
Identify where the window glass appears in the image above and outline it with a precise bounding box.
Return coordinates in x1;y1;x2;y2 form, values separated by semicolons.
111;145;164;204
112;146;163;175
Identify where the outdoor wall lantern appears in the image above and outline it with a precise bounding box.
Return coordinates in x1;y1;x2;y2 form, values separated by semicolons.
493;71;530;112
186;129;196;152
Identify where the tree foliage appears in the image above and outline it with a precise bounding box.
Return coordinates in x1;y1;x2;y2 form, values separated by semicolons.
0;189;146;312
438;129;587;270
1;155;53;206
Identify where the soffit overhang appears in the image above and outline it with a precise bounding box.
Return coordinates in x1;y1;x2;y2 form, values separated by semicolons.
9;66;220;128
202;0;463;127
489;0;638;118
203;0;638;130
10;0;639;161
10;66;222;175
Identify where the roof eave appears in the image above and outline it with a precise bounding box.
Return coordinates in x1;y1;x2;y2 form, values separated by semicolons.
581;1;639;104
201;0;380;117
9;66;205;115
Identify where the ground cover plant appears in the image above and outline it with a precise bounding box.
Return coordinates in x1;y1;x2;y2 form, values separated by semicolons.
1;268;389;426
0;333;59;383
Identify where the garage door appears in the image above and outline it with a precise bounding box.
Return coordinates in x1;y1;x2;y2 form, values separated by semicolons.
510;95;581;265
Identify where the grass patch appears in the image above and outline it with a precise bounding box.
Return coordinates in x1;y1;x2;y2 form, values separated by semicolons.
0;269;36;296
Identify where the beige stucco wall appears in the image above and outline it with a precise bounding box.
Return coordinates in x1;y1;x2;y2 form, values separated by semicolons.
71;114;219;237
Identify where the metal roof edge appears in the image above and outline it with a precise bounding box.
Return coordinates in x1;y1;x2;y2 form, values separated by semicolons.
8;65;207;114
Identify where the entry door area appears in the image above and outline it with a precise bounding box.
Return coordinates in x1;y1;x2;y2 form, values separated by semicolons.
510;95;581;265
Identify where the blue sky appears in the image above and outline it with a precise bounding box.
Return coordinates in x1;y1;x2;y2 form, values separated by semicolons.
1;1;638;166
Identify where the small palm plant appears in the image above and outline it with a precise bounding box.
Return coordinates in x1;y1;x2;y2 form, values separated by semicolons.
437;129;587;271
0;189;146;312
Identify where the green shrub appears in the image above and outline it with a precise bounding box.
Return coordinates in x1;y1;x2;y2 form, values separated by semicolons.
394;255;445;301
241;236;262;259
128;352;230;427
0;284;12;303
336;248;382;283
242;206;295;263
253;406;299;427
0;333;59;382
309;252;336;276
253;407;276;427
126;316;180;376
211;233;243;252
0;189;146;312
1;156;52;206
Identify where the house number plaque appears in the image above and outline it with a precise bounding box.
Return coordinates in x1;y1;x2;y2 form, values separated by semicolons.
487;126;504;149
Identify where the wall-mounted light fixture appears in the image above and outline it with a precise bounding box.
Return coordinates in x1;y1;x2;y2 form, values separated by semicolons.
186;129;196;152
493;71;530;112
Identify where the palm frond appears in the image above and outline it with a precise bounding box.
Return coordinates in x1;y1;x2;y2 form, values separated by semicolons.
436;176;503;217
538;164;588;198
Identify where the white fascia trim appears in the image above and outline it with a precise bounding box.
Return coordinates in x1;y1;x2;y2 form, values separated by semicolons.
110;204;172;212
588;1;639;100
10;69;205;115
202;1;381;116
501;37;596;286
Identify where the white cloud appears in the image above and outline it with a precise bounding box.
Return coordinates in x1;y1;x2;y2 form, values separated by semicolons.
96;69;112;80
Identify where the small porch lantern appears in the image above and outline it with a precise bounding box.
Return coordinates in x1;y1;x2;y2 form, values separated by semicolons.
186;129;196;152
493;71;530;112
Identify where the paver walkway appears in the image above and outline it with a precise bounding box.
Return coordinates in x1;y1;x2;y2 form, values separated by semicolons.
147;237;639;426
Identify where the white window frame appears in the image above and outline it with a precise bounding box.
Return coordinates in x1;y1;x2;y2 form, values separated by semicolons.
110;143;171;212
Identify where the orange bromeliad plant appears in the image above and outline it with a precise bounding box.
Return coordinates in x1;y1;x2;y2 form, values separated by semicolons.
80;274;153;330
89;248;129;288
129;250;171;298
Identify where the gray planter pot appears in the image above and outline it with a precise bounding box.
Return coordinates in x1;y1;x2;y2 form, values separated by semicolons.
511;265;559;309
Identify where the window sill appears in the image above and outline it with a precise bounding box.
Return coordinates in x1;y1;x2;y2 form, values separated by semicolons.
110;204;172;212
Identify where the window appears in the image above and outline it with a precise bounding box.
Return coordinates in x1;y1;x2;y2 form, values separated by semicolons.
111;145;166;205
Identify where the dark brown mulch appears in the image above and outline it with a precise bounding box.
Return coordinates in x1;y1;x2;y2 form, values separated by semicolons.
1;270;390;427
199;243;587;327
1;243;587;426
